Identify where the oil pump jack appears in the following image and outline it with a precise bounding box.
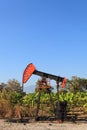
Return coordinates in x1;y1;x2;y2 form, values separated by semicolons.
22;63;66;120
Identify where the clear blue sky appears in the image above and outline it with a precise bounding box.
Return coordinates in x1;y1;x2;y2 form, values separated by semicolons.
0;0;87;91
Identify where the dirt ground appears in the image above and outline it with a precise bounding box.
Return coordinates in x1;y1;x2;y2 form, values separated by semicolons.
0;119;87;130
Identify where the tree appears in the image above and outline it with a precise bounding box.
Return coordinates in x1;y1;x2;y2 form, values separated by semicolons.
35;77;51;92
0;83;7;91
68;76;87;93
6;79;22;92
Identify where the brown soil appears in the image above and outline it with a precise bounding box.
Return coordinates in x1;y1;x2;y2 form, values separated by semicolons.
0;119;87;130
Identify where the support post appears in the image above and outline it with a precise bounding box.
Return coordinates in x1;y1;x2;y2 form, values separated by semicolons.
22;82;24;92
35;91;41;120
55;81;61;121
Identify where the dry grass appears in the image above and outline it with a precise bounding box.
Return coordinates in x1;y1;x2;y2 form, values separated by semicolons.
0;99;12;118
